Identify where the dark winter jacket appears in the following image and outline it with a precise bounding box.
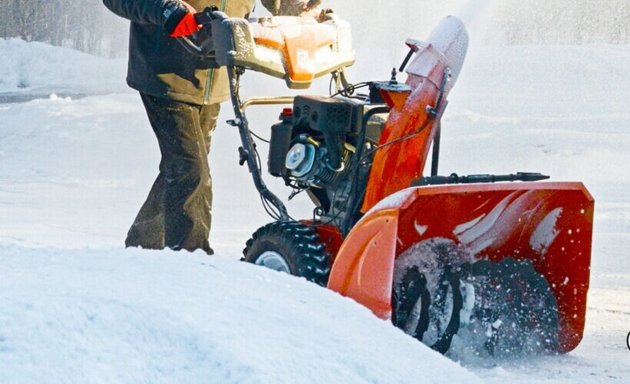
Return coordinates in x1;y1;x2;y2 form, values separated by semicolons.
103;0;313;105
102;0;253;104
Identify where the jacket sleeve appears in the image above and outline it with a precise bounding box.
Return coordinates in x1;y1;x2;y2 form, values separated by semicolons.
102;0;183;25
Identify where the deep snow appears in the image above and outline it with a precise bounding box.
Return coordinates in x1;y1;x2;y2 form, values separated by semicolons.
2;15;630;384
0;247;482;384
0;39;127;100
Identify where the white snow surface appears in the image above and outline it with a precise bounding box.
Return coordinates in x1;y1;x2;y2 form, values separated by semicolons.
2;28;630;384
1;246;478;384
0;39;127;96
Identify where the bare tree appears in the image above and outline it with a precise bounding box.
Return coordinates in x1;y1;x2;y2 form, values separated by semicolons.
0;0;629;54
0;0;127;56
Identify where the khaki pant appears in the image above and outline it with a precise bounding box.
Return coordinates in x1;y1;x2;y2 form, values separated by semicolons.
125;93;220;255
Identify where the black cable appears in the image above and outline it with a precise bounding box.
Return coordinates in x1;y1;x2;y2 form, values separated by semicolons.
243;117;281;219
250;137;280;218
249;117;281;221
255;145;296;222
254;147;281;221
328;71;370;98
249;130;270;143
311;183;345;227
360;117;433;164
340;106;390;234
358;67;452;165
330;82;370;98
314;107;387;232
228;65;290;221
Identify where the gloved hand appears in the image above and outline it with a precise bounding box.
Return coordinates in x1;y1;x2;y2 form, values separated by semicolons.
297;0;323;17
261;0;322;16
301;1;336;22
163;0;199;37
303;0;323;14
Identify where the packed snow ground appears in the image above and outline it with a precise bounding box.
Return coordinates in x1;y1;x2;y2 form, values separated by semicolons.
2;33;630;384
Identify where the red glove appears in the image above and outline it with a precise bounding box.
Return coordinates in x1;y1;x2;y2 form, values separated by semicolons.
170;13;199;37
164;1;199;37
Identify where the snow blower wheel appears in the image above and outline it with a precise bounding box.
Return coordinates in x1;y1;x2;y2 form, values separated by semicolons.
243;222;331;286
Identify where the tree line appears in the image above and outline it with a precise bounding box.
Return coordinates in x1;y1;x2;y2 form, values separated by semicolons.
0;0;127;57
494;0;630;45
1;0;629;57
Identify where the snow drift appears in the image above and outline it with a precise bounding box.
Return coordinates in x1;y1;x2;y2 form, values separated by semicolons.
0;246;480;384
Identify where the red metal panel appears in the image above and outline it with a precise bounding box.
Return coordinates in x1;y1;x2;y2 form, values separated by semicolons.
332;182;594;352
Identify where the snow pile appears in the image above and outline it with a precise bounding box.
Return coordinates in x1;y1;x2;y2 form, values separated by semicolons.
0;39;127;95
0;246;481;384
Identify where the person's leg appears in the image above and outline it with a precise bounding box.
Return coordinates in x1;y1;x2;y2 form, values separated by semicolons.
172;102;220;255
125;95;169;249
197;103;221;253
126;93;214;254
124;169;166;249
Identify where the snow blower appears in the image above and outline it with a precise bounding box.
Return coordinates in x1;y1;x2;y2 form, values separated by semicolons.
183;8;594;356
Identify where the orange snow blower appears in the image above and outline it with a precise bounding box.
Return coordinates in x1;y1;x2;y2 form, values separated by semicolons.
185;8;593;356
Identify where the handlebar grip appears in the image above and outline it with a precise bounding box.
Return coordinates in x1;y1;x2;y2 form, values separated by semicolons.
194;7;228;27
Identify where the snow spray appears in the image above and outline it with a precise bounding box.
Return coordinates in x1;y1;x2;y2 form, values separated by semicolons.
452;0;498;45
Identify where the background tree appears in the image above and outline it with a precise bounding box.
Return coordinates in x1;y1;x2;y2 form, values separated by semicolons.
0;0;127;57
0;0;628;57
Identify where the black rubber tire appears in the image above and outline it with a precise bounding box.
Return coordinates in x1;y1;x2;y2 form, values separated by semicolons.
242;221;331;287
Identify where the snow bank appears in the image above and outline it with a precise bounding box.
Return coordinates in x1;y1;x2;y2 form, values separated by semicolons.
0;39;127;95
0;246;480;384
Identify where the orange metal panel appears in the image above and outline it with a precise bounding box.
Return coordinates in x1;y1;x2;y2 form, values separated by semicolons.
327;210;399;319
332;182;594;352
361;80;442;212
361;17;469;212
251;22;337;83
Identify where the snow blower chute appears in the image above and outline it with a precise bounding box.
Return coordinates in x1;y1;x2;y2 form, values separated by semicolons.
184;8;594;356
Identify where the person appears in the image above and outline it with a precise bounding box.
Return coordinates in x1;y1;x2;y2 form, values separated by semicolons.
103;0;322;255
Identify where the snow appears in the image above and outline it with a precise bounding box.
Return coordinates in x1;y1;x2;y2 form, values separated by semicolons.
0;247;479;384
0;39;127;98
529;208;562;255
2;17;630;384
